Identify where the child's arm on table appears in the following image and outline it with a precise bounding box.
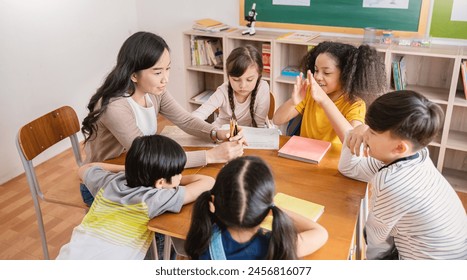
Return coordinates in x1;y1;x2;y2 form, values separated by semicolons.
181;174;215;204
284;209;328;258
78;162;125;181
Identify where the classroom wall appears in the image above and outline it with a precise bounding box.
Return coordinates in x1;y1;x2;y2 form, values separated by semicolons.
134;0;239;107
0;0;139;184
0;0;238;185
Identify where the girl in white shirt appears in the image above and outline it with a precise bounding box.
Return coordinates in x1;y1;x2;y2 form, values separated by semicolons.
192;45;270;128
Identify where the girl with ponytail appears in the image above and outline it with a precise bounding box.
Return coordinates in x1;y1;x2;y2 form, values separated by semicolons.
273;41;387;144
185;156;328;260
192;45;270;128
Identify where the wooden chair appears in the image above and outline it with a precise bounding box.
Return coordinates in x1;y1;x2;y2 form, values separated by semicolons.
16;106;87;259
268;92;275;119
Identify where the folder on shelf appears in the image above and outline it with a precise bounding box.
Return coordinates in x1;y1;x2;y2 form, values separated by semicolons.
277;32;320;42
461;60;467;100
195;18;223;27
260;192;324;231
190;90;215;105
278;135;331;164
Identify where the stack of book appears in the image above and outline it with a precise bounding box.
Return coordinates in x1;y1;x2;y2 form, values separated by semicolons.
262;43;271;73
277;32;320;43
281;66;300;77
190;36;223;68
192;18;230;33
392;56;407;90
278;136;331;164
190;90;215;105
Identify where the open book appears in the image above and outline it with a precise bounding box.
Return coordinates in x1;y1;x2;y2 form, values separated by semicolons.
278;135;331;164
260;193;324;231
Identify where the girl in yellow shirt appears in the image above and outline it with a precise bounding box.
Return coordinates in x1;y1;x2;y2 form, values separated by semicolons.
273;41;387;144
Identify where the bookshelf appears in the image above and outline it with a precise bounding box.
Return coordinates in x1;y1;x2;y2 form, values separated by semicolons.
182;29;467;192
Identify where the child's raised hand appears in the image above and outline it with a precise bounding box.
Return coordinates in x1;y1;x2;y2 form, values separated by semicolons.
347;124;369;157
291;72;308;105
307;70;328;105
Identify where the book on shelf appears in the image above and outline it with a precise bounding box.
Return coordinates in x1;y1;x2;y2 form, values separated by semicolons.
281;65;300;77
192;18;230;33
461;60;467;100
277;32;320;43
190;90;215;105
392;60;402;90
392;56;407;91
260;192;325;231
399;56;407;90
262;43;271;73
190;36;223;68
278;135;331;164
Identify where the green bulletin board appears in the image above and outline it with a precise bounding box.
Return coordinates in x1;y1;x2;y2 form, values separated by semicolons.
242;0;427;35
430;0;467;39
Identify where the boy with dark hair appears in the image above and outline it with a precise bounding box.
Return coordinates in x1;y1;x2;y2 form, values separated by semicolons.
57;135;214;259
339;90;467;260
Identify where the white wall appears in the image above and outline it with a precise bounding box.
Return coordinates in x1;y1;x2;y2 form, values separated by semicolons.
0;0;238;184
134;0;239;106
0;0;138;184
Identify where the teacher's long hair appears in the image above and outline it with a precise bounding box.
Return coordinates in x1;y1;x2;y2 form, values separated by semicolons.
81;32;169;142
185;156;298;260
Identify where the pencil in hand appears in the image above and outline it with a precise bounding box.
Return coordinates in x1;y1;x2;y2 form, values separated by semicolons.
230;117;238;137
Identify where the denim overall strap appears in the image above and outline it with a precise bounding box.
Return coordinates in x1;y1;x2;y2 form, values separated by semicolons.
209;224;227;260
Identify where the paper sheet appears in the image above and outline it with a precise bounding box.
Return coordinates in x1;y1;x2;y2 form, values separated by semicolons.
160;126;215;147
221;124;280;150
451;0;467;22
363;0;409;9
272;0;310;7
161;125;280;150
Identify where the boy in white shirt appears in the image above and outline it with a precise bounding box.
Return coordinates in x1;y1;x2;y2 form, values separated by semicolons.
339;90;467;260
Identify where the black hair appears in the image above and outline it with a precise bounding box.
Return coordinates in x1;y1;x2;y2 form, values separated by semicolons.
301;41;387;105
365;90;444;150
81;32;170;142
185;156;298;260
124;134;186;188
226;45;263;127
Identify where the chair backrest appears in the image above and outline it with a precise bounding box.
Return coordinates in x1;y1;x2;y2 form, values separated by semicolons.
268;92;275;119
17;106;81;162
16;106;86;259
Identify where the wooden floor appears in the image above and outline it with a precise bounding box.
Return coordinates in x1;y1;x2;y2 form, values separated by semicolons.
1;129;466;259
0;148;87;259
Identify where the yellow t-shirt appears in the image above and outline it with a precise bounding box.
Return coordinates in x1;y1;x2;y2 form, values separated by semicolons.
295;91;366;144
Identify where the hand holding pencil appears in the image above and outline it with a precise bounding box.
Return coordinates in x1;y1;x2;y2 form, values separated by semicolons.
230;117;239;137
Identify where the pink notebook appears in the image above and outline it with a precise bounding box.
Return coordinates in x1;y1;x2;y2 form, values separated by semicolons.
278;135;331;164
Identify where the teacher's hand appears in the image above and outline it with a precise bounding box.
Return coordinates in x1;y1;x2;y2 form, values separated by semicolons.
206;140;245;164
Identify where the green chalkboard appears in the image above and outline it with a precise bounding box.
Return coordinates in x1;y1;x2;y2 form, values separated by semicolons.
430;0;467;39
243;0;426;34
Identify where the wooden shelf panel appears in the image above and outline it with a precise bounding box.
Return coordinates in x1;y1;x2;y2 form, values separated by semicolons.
454;91;467;107
443;168;467;193
446;130;467;152
186;65;224;75
405;85;450;104
390;44;460;58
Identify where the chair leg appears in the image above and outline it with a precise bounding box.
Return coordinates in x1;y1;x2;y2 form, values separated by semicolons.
163;235;172;260
148;235;159;260
31;192;49;259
